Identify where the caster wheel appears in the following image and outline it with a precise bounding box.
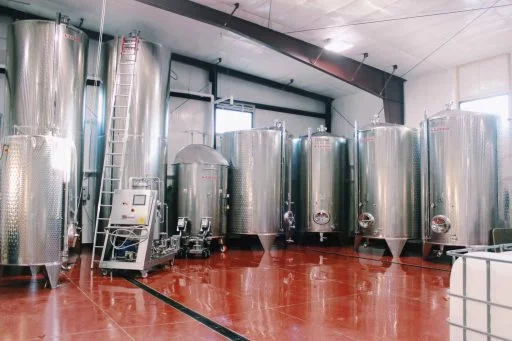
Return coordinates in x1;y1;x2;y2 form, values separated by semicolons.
202;250;210;259
101;269;109;276
170;259;175;266
140;271;148;278
220;245;227;253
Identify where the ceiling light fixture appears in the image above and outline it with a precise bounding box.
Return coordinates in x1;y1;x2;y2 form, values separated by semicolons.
324;38;353;53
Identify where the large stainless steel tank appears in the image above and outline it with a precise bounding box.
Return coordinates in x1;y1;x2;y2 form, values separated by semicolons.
101;37;171;232
173;144;229;241
355;123;420;257
0;136;71;263
0;20;88;287
221;124;291;250
421;110;498;255
297;126;349;241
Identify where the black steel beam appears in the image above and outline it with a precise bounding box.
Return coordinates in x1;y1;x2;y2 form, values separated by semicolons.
172;53;331;103
170;91;212;101
324;100;332;132
136;0;405;124
236;101;325;119
209;64;219;148
0;5;114;41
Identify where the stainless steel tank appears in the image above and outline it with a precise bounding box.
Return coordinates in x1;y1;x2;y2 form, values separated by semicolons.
0;136;71;264
101;37;171;232
421;110;499;255
355;123;420;257
0;19;88;287
173;144;229;241
297;126;349;242
221;123;291;251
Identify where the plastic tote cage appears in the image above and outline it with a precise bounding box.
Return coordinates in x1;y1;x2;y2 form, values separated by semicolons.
448;244;512;341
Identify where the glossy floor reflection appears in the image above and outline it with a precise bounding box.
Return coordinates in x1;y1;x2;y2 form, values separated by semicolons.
0;245;450;340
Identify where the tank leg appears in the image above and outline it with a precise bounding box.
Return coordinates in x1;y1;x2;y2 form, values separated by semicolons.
354;234;363;251
30;266;40;276
338;233;345;247
258;235;276;252
43;263;61;289
385;238;407;258
298;232;305;245
219;238;227;253
422;242;433;259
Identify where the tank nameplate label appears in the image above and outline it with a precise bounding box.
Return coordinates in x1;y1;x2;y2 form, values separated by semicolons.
359;136;375;143
201;175;218;180
64;33;81;43
313;139;332;149
430;127;450;133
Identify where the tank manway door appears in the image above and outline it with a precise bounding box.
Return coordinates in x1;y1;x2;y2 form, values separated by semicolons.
91;33;141;269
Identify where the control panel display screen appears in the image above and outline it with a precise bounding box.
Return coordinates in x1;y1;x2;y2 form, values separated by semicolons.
133;195;146;206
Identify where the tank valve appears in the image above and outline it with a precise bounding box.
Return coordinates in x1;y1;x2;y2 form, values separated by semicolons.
319;233;327;242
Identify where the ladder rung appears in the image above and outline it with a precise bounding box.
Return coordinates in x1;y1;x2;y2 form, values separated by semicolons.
111;129;126;131
100;204;113;207
103;165;121;168
118;72;135;75
107;140;124;144
111;116;128;119
103;178;121;181
113;105;129;108
95;230;107;233
106;152;123;155
119;62;135;65
98;218;111;220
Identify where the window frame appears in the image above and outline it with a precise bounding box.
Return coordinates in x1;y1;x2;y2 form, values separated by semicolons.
214;102;255;135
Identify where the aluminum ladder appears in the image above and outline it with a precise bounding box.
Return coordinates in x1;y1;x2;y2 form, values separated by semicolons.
90;33;140;268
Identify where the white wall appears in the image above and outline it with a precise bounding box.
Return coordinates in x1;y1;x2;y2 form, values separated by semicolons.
405;54;512;128
405;69;458;128
171;61;210;92
331;91;384;137
218;74;325;114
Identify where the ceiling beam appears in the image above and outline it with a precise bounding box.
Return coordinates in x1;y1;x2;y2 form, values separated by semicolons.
135;0;405;124
172;53;333;103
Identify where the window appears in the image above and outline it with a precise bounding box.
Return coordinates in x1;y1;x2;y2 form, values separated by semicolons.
460;94;510;119
215;106;253;134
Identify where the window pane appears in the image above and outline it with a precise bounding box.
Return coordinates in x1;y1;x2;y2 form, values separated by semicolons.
460;95;510;119
215;108;253;134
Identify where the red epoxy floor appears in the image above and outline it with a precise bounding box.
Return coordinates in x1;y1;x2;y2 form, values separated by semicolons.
0;246;451;340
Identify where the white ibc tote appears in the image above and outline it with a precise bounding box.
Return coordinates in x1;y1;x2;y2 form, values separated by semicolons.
448;245;512;341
